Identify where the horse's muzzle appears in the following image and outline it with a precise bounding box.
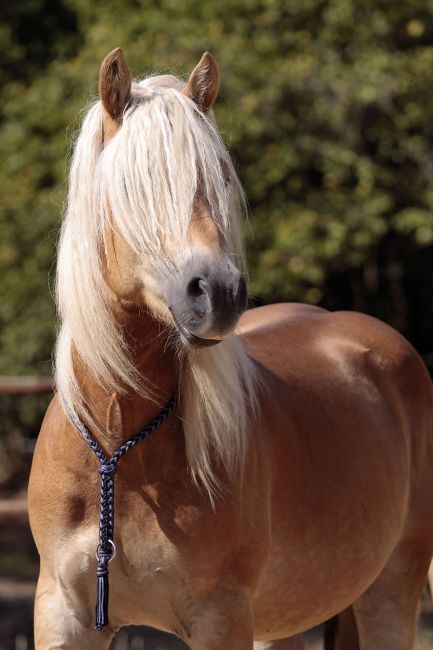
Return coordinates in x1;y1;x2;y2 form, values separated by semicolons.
167;260;248;346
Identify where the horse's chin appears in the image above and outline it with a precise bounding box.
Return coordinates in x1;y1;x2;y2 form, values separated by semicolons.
176;322;224;348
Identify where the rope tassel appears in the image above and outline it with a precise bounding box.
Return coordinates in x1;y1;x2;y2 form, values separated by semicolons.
95;462;116;629
95;554;110;629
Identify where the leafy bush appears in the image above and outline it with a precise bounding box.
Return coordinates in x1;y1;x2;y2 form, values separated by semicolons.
2;0;433;376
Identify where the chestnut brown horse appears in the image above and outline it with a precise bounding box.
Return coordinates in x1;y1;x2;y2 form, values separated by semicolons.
28;48;433;650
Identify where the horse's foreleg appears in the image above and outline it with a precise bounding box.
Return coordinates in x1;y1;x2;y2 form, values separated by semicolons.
34;568;114;650
254;635;305;649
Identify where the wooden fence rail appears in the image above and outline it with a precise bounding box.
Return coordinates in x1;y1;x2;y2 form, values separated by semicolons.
0;376;54;396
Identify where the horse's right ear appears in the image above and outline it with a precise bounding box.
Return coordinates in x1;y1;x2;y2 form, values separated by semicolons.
99;48;132;122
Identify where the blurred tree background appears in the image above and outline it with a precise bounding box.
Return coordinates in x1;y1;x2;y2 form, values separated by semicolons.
2;0;433;484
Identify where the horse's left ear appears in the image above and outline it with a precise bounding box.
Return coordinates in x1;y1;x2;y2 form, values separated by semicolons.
184;52;220;114
99;47;132;122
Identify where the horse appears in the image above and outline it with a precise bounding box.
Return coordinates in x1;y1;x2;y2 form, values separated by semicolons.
28;47;433;650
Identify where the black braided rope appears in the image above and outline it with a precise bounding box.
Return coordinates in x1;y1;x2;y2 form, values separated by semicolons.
63;393;177;629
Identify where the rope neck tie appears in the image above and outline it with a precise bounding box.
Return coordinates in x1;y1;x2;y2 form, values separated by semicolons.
63;393;177;629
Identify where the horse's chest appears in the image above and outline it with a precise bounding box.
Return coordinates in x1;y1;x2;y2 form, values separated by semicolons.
110;496;208;620
66;485;258;633
120;519;183;584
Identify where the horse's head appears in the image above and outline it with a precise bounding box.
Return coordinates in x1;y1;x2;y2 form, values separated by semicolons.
98;49;248;347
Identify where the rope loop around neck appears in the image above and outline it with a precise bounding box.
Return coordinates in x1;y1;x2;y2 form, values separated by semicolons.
62;392;177;629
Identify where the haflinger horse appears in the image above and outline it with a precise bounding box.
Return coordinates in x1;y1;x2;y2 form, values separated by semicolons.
28;47;433;650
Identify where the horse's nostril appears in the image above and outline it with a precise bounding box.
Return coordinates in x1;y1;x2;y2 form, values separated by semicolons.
236;276;248;312
187;277;207;298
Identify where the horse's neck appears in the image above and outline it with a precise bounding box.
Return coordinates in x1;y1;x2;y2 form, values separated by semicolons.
74;301;179;451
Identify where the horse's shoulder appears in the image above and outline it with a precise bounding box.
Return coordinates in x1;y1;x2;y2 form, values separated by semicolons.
35;393;68;447
30;394;88;509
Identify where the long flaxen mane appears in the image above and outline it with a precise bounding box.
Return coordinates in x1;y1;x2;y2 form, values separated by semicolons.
55;73;258;492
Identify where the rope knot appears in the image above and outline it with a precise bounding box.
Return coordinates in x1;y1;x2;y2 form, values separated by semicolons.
99;462;117;476
96;560;110;575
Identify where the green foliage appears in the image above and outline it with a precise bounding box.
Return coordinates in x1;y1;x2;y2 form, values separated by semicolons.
2;0;433;383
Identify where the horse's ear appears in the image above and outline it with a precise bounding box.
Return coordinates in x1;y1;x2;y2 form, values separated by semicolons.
184;52;220;114
99;47;132;121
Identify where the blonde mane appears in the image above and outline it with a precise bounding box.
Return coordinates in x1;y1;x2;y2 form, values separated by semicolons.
55;74;258;493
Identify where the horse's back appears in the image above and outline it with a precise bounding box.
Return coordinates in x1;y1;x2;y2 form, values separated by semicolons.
239;303;431;403
238;302;327;334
